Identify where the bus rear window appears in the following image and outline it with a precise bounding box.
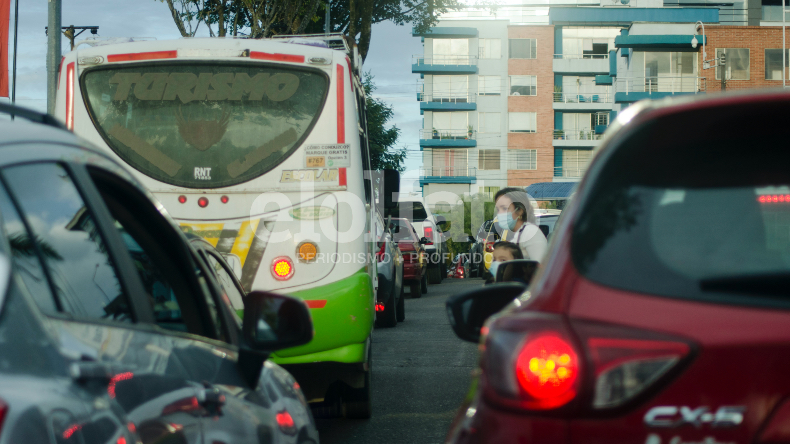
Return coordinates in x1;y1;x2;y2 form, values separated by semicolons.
82;63;328;188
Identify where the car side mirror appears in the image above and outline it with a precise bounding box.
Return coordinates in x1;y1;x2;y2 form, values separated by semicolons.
242;291;313;352
419;237;429;245
495;259;540;285
446;283;526;343
383;169;400;210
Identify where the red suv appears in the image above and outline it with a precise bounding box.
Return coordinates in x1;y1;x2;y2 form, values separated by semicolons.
446;92;790;444
390;218;429;297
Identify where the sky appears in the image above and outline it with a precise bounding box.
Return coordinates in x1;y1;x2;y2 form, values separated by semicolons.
2;1;425;192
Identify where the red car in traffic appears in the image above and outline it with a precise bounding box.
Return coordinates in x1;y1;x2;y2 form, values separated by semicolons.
390;218;428;297
446;92;790;444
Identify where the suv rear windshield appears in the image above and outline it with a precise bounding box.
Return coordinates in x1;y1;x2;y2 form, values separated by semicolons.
82;63;328;188
572;104;790;306
386;201;428;222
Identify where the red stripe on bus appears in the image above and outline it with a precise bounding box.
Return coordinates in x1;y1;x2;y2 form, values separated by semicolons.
345;57;354;92
337;64;345;144
107;50;177;62
250;51;305;63
65;62;75;131
339;168;347;186
305;300;327;309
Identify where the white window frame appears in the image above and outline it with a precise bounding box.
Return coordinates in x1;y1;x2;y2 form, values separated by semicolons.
507;150;537;170
478;149;501;170
478;38;502;59
509;38;537;59
508;112;537;133
478;76;502;95
509;75;537;96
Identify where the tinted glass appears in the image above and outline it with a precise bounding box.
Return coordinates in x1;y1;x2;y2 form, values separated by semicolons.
207;253;244;312
0;184;57;314
82;64;328;188
3;164;130;321
387;201;429;222
573;104;790;304
391;220;416;242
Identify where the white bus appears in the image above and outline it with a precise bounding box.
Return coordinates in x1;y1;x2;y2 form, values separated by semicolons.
55;35;399;418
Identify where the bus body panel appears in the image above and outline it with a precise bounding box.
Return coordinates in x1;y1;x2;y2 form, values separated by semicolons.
57;39;377;373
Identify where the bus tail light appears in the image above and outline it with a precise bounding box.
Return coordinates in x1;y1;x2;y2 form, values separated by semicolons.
65;62;75;131
197;197;209;208
220;195;229;204
298;242;317;262
272;257;294;281
107;50;177;63
178;195;187;204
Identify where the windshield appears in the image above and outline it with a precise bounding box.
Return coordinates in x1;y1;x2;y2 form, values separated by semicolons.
387;201;429;222
81;63;328;188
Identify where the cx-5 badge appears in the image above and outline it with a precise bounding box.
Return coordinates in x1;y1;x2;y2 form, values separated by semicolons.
644;406;745;428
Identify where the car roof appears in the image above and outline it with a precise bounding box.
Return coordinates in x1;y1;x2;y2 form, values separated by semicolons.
0;119;85;148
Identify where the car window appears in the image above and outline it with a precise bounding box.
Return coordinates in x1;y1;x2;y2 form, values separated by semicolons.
386;201;429;222
0;184;58;315
391;220;414;242
88;167;226;340
206;252;245;313
2;163;132;322
573;110;790;306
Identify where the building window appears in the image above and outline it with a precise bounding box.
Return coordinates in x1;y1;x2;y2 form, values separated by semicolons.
765;49;790;80
508;150;537;170
509;39;537;59
431;148;469;176
482;186;500;199
716;48;750;80
478;112;501;133
478;150;501;170
432;39;470;64
478;76;501;95
432;111;469;137
594;112;609;126
508;112;537;133
479;38;502;59
562;149;592;178
432;75;469;101
510;75;537;96
763;0;784;21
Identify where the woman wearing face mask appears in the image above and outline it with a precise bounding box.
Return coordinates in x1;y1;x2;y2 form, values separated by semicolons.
492;187;547;262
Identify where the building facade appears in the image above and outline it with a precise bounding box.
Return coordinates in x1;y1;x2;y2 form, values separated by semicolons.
415;2;789;206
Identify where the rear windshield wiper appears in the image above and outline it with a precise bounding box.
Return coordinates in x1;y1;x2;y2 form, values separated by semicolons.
700;272;790;298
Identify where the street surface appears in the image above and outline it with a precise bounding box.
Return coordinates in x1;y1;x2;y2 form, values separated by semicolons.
316;277;481;444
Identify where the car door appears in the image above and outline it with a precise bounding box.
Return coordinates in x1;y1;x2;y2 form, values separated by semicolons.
0;159;206;444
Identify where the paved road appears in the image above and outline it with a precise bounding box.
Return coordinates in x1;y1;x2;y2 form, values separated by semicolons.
316;277;482;444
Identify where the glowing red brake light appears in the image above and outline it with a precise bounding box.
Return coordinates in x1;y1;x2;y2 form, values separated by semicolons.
65;62;75;131
375;302;385;312
197;197;209;208
515;334;579;408
758;194;790;203
276;410;297;434
250;51;305;63
272;257;294;280
178;195;187;204
220;195;229;204
107;50;177;63
423;226;434;245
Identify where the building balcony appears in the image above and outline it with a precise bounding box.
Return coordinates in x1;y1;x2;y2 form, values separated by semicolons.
552;92;613;111
419;129;477;148
412;55;478;75
419;167;478;185
553;166;587;181
614;76;706;103
418;92;477;111
553;54;610;75
552;129;603;147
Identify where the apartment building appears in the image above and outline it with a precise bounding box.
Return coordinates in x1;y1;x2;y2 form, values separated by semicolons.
414;1;789;206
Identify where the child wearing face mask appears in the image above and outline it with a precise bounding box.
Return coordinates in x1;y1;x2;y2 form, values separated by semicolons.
485;241;524;285
492;187;548;263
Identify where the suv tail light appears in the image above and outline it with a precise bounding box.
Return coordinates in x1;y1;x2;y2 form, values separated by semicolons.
423;226;434;245
482;314;694;413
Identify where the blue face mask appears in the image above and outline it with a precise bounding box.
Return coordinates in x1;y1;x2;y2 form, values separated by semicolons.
496;212;518;231
489;261;500;280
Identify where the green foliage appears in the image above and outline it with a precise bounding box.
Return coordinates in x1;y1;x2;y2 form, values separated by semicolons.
363;73;406;172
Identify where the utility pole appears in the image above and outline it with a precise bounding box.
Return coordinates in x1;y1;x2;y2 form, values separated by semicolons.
325;0;330;36
46;0;61;114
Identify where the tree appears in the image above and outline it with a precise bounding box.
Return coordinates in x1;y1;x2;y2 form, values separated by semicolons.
363;73;406;172
159;0;466;61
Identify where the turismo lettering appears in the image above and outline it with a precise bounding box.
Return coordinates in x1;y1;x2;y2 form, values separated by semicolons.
109;72;300;103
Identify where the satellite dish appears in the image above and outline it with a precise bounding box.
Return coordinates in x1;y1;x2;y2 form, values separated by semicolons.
621;0;630;4
512;92;521;96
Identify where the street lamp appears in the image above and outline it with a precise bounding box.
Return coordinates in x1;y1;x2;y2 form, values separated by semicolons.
693;21;709;69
